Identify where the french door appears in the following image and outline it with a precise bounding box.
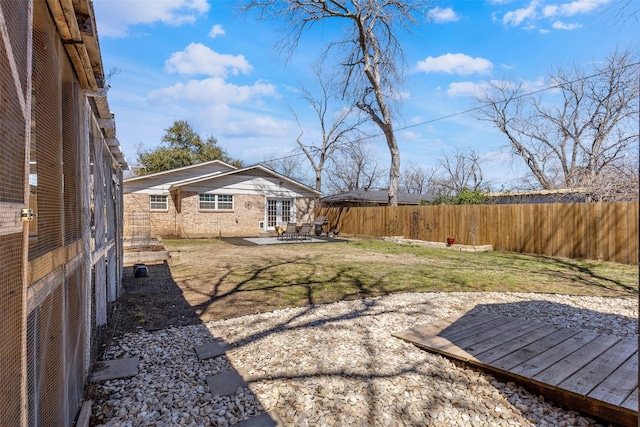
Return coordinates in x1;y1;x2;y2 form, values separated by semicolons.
266;198;294;228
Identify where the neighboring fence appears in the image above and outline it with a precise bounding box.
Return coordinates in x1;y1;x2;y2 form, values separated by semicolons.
0;1;127;426
315;202;638;264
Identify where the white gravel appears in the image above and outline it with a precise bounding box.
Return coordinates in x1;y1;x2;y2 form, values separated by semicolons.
92;292;637;426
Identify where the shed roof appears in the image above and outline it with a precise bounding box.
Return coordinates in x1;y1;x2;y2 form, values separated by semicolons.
322;189;435;205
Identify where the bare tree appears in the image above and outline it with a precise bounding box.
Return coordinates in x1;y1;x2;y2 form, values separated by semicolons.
608;0;639;26
476;50;639;197
290;65;367;194
324;140;387;194
432;147;485;197
579;154;639;201
241;0;430;206
400;161;438;194
262;152;312;187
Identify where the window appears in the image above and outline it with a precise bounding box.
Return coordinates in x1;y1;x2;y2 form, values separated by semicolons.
217;195;233;210
199;194;234;210
199;194;216;210
150;195;168;211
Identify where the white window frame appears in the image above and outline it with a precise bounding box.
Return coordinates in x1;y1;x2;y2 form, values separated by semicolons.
150;195;168;211
199;194;234;211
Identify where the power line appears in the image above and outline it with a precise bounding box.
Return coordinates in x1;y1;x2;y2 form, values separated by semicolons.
266;60;640;164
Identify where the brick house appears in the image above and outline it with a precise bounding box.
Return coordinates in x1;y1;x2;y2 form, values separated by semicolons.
123;160;321;238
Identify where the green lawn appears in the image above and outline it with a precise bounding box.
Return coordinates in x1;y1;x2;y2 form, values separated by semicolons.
163;236;638;320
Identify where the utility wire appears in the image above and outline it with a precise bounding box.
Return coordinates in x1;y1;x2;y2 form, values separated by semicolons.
266;60;640;164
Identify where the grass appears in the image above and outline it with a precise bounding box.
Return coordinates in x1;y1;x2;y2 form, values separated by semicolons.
163;236;638;321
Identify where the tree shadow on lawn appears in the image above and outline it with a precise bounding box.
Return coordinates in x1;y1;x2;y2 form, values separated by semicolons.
464;251;638;296
177;255;397;322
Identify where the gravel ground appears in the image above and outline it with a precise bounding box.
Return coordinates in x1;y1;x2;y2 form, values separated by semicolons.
91;292;637;426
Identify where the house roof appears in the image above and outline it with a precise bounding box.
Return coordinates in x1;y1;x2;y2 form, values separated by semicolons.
322;189;435;205
123;160;237;183
171;164;322;195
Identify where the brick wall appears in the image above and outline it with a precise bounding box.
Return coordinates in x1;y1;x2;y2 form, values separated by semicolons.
124;192;318;238
180;193;264;237
123;193;178;238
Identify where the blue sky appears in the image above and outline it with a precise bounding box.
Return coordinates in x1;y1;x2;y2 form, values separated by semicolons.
93;0;636;189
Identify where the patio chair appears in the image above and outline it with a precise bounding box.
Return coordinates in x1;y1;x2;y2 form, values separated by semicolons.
298;223;312;240
283;222;297;241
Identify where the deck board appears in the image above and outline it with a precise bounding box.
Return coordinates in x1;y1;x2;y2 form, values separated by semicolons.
532;334;620;386
474;324;560;366
447;318;543;355
559;338;637;396
393;312;638;427
622;388;638;412
588;350;638;406
508;329;598;379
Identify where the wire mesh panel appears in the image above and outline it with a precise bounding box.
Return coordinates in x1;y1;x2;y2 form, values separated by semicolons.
107;246;117;302
94;257;107;326
0;235;26;426
130;211;151;248
0;0;29;425
65;266;85;423
35;280;66;425
29;0;64;262
93;125;106;250
105;152;115;242
62;59;82;245
2;1;127;425
0;1;28;204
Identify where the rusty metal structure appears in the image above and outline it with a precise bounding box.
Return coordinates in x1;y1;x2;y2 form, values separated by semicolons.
0;0;127;425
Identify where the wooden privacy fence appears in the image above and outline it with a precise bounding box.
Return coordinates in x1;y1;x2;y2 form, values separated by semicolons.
315;202;638;264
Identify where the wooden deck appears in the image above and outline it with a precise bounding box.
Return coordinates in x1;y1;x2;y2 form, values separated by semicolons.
393;312;638;427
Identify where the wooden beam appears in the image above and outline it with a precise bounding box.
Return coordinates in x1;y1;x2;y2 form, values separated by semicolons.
97;118;115;129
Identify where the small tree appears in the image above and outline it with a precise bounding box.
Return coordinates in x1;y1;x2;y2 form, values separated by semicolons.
324;140;387;194
291;64;367;194
430;188;486;205
261;152;313;187
400;161;438;194
431;147;485;197
136;120;242;175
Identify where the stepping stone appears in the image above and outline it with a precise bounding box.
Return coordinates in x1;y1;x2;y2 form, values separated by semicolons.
233;412;281;427
91;357;139;382
205;369;248;397
194;340;232;360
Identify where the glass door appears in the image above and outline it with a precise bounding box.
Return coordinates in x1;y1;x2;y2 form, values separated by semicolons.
266;198;294;228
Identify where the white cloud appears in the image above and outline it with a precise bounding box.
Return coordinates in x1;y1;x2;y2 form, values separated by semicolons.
447;81;485;97
165;43;253;77
94;0;209;37
148;77;277;106
401;130;421;141
551;20;582;29
208;24;225;38
427;7;459;23
415;53;493;75
498;0;610;30
543;0;611;17
502;1;539;27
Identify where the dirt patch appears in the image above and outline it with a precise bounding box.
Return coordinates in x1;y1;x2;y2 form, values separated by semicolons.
110;261;201;335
